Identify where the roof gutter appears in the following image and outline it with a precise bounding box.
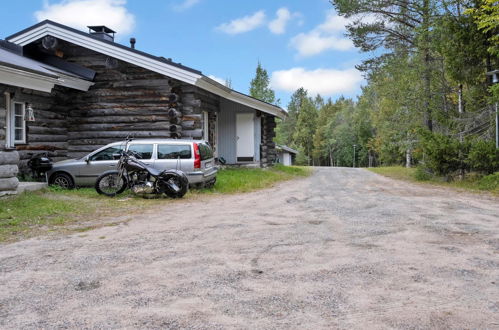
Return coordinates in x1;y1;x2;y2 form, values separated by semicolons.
0;64;57;93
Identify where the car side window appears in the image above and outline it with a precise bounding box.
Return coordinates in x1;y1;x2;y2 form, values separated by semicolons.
89;146;124;161
128;144;154;159
198;143;213;161
157;144;191;159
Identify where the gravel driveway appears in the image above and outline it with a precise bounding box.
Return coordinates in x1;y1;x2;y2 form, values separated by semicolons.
1;167;498;329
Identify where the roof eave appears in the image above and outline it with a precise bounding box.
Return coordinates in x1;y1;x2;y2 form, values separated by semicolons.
196;77;287;119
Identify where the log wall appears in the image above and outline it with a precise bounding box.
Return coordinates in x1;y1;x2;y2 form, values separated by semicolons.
261;114;277;167
55;41;214;159
0;83;69;172
0;151;19;196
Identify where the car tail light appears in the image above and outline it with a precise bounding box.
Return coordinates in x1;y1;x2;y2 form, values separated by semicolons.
193;143;201;169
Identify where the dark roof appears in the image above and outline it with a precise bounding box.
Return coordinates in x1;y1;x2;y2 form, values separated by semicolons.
0;43;58;78
7;20;202;75
276;145;299;154
0;40;90;81
88;25;116;34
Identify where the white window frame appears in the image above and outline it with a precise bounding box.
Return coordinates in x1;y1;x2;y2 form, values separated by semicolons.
6;101;26;146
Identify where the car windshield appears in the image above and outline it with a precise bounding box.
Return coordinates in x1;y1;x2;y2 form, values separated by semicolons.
89;145;124;161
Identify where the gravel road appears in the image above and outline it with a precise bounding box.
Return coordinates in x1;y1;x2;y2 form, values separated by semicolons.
1;167;498;329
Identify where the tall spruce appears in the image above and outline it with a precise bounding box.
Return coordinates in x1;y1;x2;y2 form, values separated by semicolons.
249;62;276;104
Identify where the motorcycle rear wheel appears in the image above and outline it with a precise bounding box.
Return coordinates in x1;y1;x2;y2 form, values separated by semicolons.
95;171;127;197
160;173;188;198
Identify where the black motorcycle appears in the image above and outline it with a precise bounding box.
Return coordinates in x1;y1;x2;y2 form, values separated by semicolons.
95;138;189;198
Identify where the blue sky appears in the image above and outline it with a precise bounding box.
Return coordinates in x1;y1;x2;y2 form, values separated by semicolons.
0;0;369;108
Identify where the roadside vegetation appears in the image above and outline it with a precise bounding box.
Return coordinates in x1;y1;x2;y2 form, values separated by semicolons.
247;1;499;180
0;165;310;243
369;166;499;195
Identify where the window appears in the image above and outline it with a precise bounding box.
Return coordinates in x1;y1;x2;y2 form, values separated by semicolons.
8;102;26;145
157;144;191;159
198;142;213;161
128;144;153;159
89;146;124;161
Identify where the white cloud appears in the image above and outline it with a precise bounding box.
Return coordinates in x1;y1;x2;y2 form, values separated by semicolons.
290;11;357;57
34;0;135;36
270;67;363;96
217;11;266;35
173;0;200;12
208;75;225;85
268;8;292;35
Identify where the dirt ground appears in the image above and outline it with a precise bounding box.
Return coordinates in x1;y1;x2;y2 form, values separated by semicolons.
1;167;498;329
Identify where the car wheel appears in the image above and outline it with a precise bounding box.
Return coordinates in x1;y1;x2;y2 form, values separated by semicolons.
51;172;75;189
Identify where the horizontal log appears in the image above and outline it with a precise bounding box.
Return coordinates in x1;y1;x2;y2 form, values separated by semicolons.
69;108;169;117
68;131;170;139
180;129;203;139
27;134;68;142
68;138;126;145
111;79;170;88
69;115;169;124
32;109;66;120
0;165;18;178
27;126;67;135
0;177;19;192
181;121;195;129
16;143;67;151
69;121;170;131
0;151;19;165
67;145;104;152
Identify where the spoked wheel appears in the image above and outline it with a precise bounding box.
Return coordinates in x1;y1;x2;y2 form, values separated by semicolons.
95;171;127;197
160;173;189;198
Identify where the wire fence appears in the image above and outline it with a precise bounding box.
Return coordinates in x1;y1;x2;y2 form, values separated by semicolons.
454;104;496;140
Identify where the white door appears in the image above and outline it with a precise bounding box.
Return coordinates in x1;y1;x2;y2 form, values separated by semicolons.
236;113;254;161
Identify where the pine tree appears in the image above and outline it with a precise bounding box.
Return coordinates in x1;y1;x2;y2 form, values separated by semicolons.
249;62;276;104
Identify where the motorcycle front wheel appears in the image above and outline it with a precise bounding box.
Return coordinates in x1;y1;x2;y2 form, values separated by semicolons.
95;171;127;197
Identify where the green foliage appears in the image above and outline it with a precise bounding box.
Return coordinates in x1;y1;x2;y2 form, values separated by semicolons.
369;166;499;194
478;172;499;190
467;139;499;174
414;166;433;181
293;97;318;163
419;131;463;176
275;88;307;146
466;0;499;56
249;62;276;104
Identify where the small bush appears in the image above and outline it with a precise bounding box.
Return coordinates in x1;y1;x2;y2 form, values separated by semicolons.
467;139;499;174
419;131;463;176
478;172;499;190
414;166;432;181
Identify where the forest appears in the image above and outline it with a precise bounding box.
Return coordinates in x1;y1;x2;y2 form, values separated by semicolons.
250;0;499;179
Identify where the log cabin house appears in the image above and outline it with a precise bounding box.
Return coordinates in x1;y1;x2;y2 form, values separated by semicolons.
0;20;286;195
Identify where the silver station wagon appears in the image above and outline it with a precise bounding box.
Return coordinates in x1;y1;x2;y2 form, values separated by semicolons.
46;139;218;189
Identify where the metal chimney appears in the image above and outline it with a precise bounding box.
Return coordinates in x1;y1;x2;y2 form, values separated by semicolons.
130;37;136;49
88;26;116;42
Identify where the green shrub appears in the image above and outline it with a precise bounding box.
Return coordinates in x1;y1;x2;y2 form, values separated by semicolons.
467;139;499;174
419;131;463;176
477;172;499;190
414;166;432;181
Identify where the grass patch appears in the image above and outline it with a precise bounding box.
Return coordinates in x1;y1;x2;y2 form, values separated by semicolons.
199;164;311;194
368;166;499;195
0;165;311;243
